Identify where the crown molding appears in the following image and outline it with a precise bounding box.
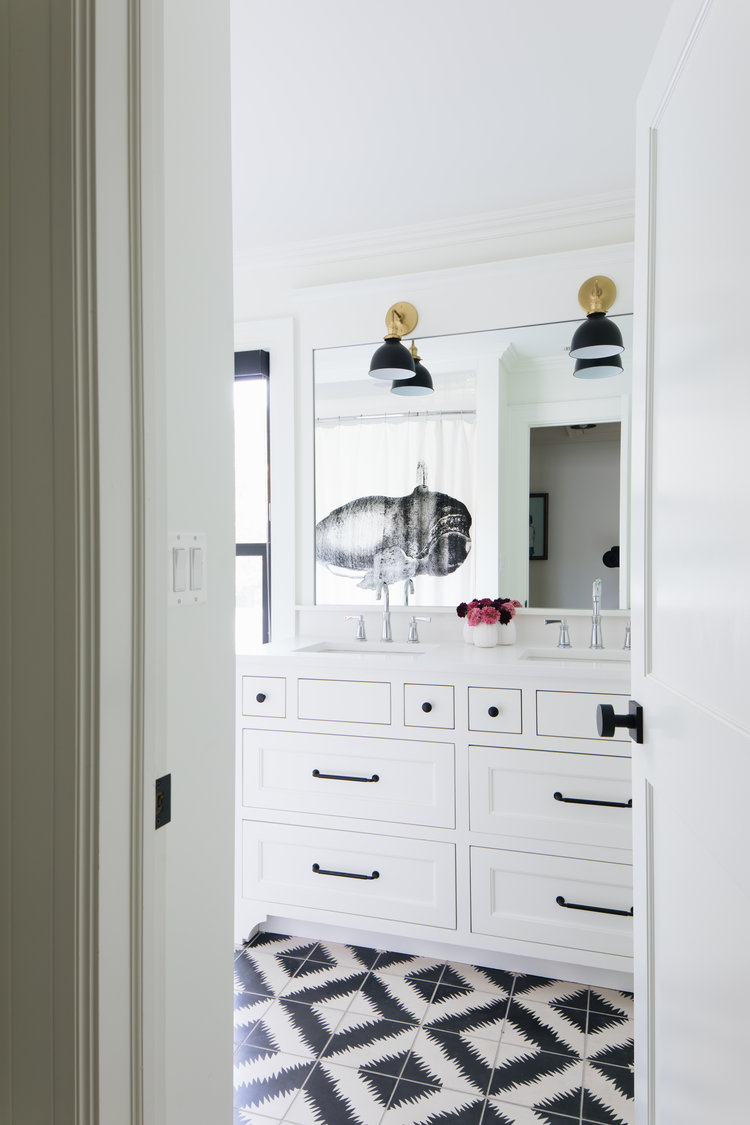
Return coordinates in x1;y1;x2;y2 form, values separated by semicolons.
290;241;635;305
234;190;634;274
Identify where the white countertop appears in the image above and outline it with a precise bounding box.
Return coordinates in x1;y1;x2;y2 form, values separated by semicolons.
237;638;631;686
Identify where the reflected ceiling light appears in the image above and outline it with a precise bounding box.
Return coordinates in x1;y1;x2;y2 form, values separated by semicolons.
368;302;418;379
573;353;624;379
391;342;434;396
570;276;624;361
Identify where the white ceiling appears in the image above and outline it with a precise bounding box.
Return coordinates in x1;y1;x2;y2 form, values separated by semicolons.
230;0;673;266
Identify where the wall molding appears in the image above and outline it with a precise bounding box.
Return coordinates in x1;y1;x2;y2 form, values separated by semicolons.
127;0;146;1122
235;190;635;274
72;6;101;1122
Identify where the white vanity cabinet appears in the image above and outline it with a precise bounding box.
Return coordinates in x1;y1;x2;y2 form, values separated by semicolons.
236;647;633;988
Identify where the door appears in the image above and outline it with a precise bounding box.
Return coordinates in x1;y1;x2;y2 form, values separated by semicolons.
632;2;750;1121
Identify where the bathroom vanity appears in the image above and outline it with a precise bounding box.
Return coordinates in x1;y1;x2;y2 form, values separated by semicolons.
235;637;633;989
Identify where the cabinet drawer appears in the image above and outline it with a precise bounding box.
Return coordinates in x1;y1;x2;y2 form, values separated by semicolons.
243;730;455;828
468;687;522;734
404;684;455;729
471;847;632;957
241;676;286;719
243;821;456;929
536;690;630;744
469;746;632;852
297;678;391;725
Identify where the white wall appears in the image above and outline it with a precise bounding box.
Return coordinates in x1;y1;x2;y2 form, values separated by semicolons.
159;1;236;1121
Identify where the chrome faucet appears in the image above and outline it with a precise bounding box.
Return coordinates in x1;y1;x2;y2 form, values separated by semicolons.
404;578;415;605
545;617;571;648
344;614;367;641
407;615;430;643
590;578;604;649
376;581;392;642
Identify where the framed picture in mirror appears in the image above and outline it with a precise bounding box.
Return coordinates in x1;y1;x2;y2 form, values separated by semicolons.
529;493;548;561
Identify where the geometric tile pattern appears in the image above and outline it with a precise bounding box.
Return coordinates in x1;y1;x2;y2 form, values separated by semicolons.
234;932;634;1125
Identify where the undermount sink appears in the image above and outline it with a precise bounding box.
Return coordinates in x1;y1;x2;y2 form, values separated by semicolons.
520;647;630;664
295;641;429;656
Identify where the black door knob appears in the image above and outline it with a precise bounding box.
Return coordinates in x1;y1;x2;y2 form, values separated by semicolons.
596;701;643;744
256;692;266;703
421;702;433;713
488;706;500;718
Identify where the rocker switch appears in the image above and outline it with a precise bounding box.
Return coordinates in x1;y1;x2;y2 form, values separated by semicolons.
190;547;203;590
172;548;187;592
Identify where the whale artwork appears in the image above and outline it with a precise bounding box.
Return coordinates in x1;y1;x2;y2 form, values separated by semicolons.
315;462;472;591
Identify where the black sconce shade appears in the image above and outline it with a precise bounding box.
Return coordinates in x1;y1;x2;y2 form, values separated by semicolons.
570;312;624;360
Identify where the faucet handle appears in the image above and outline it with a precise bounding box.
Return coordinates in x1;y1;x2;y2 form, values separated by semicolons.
407;615;431;643
344;614;367;641
545;617;572;648
623;620;631;650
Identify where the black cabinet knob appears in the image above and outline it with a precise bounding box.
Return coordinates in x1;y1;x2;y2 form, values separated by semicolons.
421;701;433;713
256;692;266;703
488;706;500;718
596;701;643;744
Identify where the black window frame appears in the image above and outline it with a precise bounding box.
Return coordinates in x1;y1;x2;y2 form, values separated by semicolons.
234;349;271;644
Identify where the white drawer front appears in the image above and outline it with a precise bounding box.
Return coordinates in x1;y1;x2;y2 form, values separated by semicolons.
471;847;633;957
243;822;456;929
469;746;632;852
536;690;630;744
298;678;391;725
243;730;455;828
404;684;455;729
468;687;522;734
242;675;286;719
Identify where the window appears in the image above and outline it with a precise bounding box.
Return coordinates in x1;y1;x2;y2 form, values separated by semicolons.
234;350;270;647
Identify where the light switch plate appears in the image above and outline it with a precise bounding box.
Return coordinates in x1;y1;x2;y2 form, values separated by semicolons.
168;532;207;605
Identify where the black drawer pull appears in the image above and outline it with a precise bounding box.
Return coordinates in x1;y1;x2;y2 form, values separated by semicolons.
556;894;633;918
255;692;266;703
312;769;380;784
553;791;632;809
421;701;433;713
312;862;379;881
488;706;500;718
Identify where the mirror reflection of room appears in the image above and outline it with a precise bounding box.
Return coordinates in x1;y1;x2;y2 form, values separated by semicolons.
314;315;631;611
528;422;621;608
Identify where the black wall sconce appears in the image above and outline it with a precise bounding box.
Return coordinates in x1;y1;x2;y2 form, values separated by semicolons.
570;277;624;375
368;302;419;380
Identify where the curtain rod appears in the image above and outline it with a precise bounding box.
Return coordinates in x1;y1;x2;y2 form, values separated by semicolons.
315;408;477;424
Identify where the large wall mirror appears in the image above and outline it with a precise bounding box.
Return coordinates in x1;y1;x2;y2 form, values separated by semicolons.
313;315;631;612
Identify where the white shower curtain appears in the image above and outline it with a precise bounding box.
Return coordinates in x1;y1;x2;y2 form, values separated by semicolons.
315;412;476;606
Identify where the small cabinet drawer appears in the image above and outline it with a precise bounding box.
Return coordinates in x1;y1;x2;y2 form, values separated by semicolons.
537;690;630;745
404;684;455;729
241;675;286;718
469;746;632;852
471;846;633;957
243;821;456;929
243;729;455;828
297;678;391;725
468;687;522;734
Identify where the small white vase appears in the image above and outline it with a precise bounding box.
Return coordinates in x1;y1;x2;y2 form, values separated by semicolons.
497;619;517;646
462;621;473;644
472;623;498;648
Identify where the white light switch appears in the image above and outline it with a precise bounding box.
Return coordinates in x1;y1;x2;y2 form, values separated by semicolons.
190;547;203;590
172;548;187;592
168;532;207;605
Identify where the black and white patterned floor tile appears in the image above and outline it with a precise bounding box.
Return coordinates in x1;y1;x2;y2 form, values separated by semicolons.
233;932;634;1125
